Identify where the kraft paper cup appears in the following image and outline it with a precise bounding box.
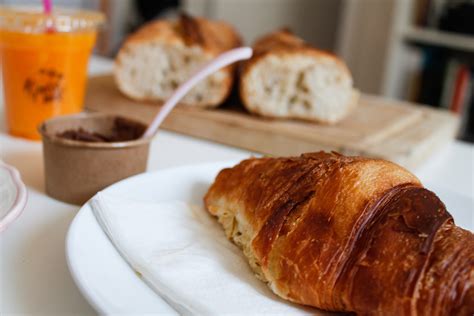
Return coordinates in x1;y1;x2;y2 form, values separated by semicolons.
39;113;151;205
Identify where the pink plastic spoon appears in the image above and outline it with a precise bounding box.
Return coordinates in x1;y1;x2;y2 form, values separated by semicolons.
142;47;253;139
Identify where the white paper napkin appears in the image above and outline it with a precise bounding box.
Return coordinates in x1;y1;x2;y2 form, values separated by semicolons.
90;192;325;315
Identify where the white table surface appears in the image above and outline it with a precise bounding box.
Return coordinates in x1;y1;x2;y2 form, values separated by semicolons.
1;56;473;315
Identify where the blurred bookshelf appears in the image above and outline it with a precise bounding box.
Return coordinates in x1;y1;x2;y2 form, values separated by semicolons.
338;0;474;143
403;27;474;53
401;0;474;143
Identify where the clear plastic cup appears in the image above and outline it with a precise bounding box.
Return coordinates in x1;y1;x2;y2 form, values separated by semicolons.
0;6;104;140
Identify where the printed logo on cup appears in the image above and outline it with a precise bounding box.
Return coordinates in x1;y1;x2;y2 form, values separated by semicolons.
23;68;65;103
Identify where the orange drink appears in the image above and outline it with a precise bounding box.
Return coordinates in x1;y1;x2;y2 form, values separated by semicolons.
0;7;104;140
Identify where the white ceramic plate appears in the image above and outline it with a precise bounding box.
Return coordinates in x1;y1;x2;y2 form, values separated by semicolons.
66;161;474;314
0;161;28;232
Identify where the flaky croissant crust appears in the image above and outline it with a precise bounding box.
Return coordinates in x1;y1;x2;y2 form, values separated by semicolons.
204;152;474;315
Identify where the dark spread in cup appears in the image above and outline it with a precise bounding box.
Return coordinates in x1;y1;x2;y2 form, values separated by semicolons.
56;117;146;142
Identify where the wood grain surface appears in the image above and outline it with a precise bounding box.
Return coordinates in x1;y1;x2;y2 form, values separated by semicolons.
85;75;459;168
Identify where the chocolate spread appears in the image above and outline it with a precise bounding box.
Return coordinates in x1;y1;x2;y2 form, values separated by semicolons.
57;117;146;142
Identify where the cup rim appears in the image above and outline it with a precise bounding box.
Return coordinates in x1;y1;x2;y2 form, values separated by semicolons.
0;5;105;33
38;113;153;149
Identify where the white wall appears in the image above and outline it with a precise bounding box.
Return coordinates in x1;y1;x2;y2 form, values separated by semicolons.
336;0;398;95
183;0;342;51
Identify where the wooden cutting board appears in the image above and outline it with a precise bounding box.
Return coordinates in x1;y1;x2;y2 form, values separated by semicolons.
85;75;459;168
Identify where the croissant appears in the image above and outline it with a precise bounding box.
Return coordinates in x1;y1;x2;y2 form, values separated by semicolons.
204;152;474;315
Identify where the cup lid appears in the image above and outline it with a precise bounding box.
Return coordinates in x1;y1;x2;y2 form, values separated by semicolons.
0;6;105;33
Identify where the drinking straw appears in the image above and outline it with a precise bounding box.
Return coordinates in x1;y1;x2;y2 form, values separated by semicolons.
43;0;53;14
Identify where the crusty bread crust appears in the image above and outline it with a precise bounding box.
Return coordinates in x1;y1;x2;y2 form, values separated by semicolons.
122;14;241;56
114;14;241;107
240;30;358;123
204;152;474;315
248;29;351;75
